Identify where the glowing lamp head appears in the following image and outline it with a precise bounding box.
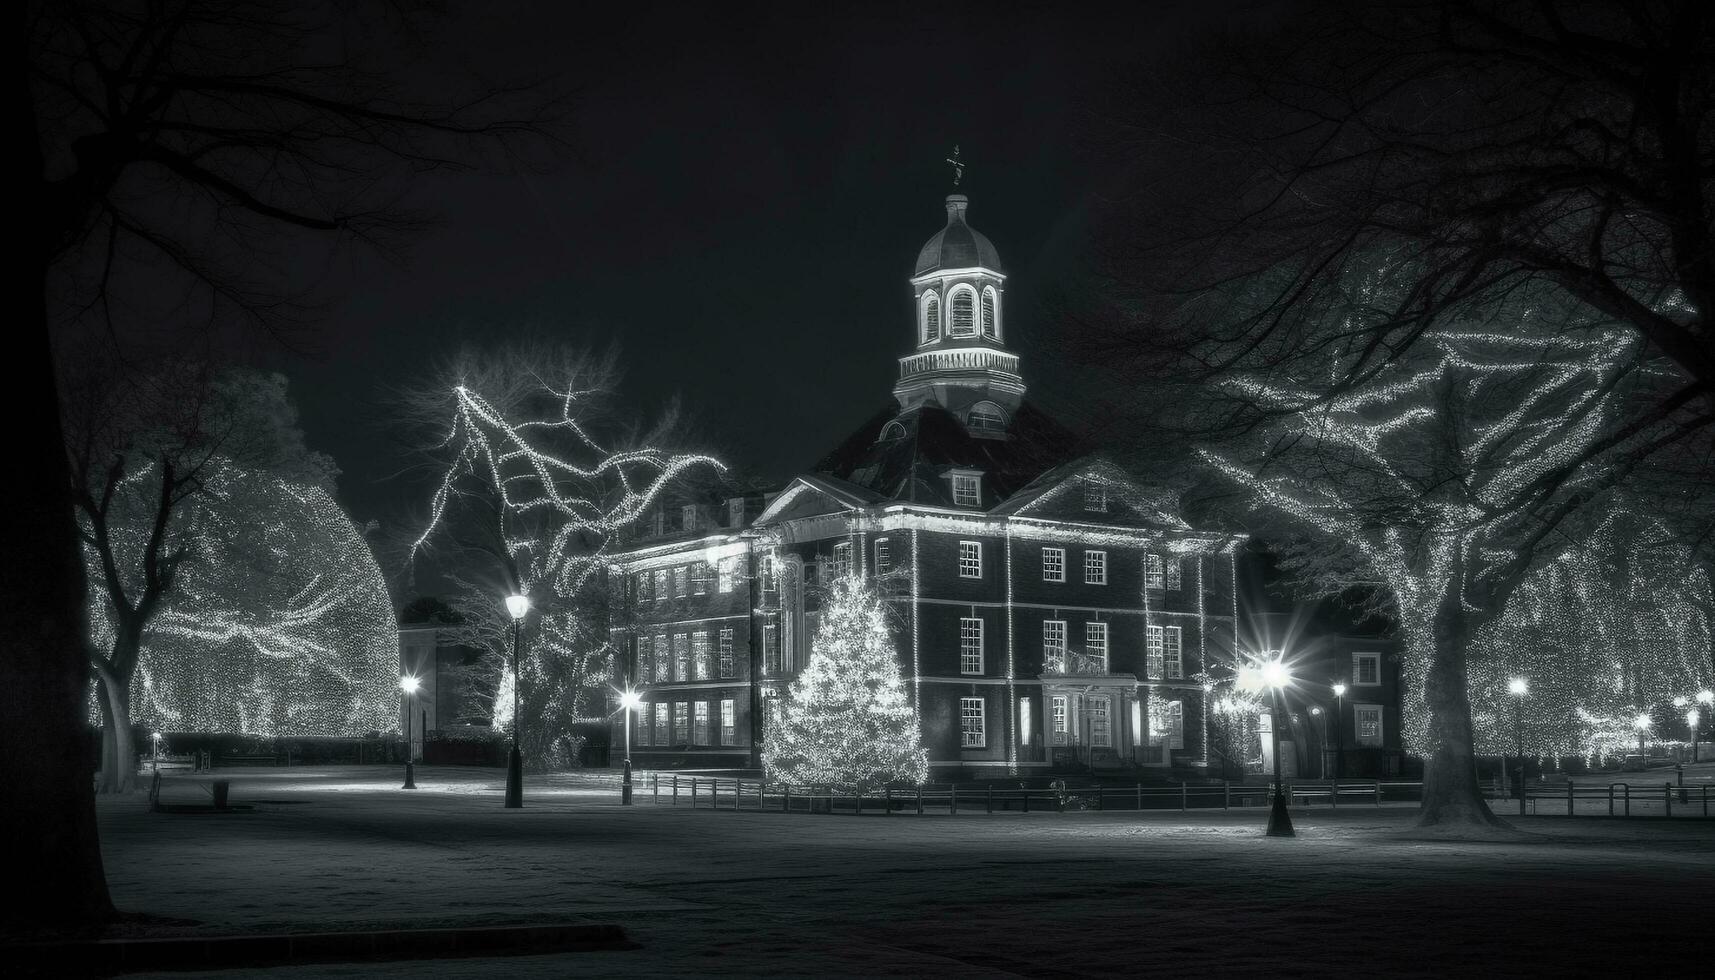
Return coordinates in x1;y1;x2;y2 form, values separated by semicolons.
399;675;421;695
1690;710;1701;729
1235;666;1262;694
151;731;163;741
1260;659;1291;690
1698;690;1714;706
1332;683;1347;698
1508;677;1529;697
1310;706;1323;716
1672;695;1688;708
1633;712;1651;731
619;690;643;712
505;594;531;620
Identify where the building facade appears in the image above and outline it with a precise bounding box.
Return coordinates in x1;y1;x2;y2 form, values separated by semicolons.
607;193;1243;778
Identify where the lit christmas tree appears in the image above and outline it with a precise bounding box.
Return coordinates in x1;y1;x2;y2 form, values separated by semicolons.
762;575;929;787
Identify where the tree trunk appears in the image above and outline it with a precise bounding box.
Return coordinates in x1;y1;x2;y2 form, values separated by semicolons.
92;660;137;795
1417;589;1508;829
96;678;117;791
0;251;115;925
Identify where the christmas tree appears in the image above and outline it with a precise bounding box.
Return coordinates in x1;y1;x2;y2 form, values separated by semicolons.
762;575;929;787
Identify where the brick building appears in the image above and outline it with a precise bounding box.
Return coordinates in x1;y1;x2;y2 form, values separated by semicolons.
607;193;1243;778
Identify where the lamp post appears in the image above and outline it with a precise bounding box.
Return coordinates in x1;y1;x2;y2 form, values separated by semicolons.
619;689;642;805
1697;691;1714;763
1331;683;1347;782
504;593;530;809
400;675;420;790
1309;706;1326;779
1507;676;1528;815
1633;712;1651;754
1239;655;1295;838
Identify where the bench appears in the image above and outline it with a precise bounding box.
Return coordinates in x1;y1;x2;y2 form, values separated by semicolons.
214;754;277;767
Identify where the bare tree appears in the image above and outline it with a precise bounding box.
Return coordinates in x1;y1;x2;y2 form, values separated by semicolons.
21;0;558;925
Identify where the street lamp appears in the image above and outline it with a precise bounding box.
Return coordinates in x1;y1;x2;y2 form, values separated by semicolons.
1633;712;1651;753
1689;709;1702;764
1309;706;1326;779
1507;676;1528;815
1239;654;1295;838
400;674;420;790
618;688;642;805
504;593;530;809
1331;682;1347;782
1698;691;1714;764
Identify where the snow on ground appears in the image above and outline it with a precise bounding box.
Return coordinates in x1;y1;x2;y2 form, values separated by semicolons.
95;766;1714;977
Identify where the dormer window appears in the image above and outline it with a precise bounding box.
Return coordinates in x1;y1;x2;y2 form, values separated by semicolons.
966;401;1007;436
949;286;977;337
879;420;908;442
950;472;982;508
681;504;698;531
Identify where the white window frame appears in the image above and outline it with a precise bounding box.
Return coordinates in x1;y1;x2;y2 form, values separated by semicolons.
1042;547;1066;583
654;569;667;602
1051;695;1068;744
951;473;981;508
674;566;688;598
920;290;941;345
1043;619;1067;670
959;540;983;579
693;701;710;746
720;698;736;746
960;617;984;675
948;285;978;337
1355;703;1384;745
1090;695;1112;748
691;632;710;680
637;701;652;746
1084;550;1107;585
1145;554;1165;590
638;572;652;602
763;624;781;675
718;628;735;678
981;285;999;339
692;562;709;596
1146;625;1164;679
1165;557;1183;590
673;701;689;745
718;558;735;594
653;635;669;682
1164;626;1183;679
831;541;853;579
673;633;690;680
1020;696;1033;746
874;537;891;573
1168;700;1184;749
653;702;669;744
1085;621;1109;673
1353;652;1382;687
960;697;986;747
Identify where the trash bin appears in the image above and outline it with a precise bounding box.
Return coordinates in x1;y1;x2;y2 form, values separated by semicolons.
212;780;230;809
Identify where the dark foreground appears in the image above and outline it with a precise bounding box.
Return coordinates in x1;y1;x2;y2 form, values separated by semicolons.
81;767;1715;976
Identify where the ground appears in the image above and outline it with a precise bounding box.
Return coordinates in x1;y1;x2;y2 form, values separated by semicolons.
81;766;1715;977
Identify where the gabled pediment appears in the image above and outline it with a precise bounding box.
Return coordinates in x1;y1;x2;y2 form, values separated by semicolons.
991;456;1189;531
751;475;881;527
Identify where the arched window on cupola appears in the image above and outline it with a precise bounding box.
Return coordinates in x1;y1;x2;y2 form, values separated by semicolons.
949;286;977;337
920;292;940;345
967;401;1008;435
981;286;999;339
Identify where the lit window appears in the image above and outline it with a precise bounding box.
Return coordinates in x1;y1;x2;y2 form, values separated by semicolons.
1085;550;1107;585
981;286;998;339
692;633;710;680
1043;619;1067;671
673;702;689;744
967;402;1006;433
1165;557;1183;590
763;625;781;675
1164;626;1183;679
959;541;983;578
637;572;652;602
1020;696;1033;746
673;633;690;680
693;701;710;746
653;635;669;682
960;618;984;674
1051;695;1068;744
960;697;986;747
674;567;688;598
654;702;669;744
637;701;652;746
1356;704;1383;745
1090;695;1112;748
654;569;667;601
720;699;736;746
1086;622;1109;673
949;288;977;337
718;628;735;678
874;537;891;573
692;563;709;595
1146;626;1164;679
1168;700;1184;749
1083;482;1108;512
831;541;853;578
718;558;735;594
1042;547;1066;582
952;474;981;507
921;292;941;344
1145;554;1164;590
1354;652;1381;686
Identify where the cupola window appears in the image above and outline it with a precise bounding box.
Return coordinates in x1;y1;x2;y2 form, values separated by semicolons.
949;287;977;337
921;293;940;344
966;401;1007;435
981;286;998;339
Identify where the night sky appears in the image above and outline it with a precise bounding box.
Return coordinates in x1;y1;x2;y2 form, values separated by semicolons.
277;2;1219;527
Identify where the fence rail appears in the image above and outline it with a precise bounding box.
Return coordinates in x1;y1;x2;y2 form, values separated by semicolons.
633;774;1711;819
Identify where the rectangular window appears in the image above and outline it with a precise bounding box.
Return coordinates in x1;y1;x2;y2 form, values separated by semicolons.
1168;700;1184;749
1020;696;1033;747
831;541;853;579
654;569;667;601
960;697;986;748
681;504;698;532
1356;704;1383;745
637;572;652;602
718;628;735;678
952;474;981;507
874;537;891;573
1164;626;1183;679
1084;550;1107;585
1085;621;1109;673
635;637;650;683
1145;554;1164;590
673;633;690;680
959;540;983;578
720;698;736;746
718;557;735;594
1043;619;1067;671
674;567;688;598
1042;547;1065;582
1146;625;1164;679
1051;695;1068;744
692;633;711;680
653;703;669;744
960;617;984;674
653;635;669;682
1353;652;1381;686
1083;481;1107;512
1090;695;1112;748
1165;557;1183;590
637;701;652;746
693;701;710;746
763;624;781;675
673;702;689;744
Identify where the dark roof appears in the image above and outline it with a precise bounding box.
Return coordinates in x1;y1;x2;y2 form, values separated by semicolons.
914;195;1004;276
813;402;1085;508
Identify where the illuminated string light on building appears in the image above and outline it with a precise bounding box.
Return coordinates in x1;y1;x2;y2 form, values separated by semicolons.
89;465;398;735
762;575;930;786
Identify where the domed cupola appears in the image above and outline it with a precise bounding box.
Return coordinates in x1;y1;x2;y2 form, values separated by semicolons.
895;194;1025;430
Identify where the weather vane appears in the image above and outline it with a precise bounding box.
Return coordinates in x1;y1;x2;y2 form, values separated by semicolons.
945;145;964;187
